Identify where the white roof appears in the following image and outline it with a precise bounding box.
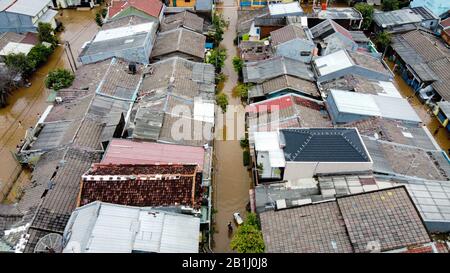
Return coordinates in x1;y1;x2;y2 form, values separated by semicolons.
374;81;402;98
0;0;15;11
269;2;303;16
0;42;34;56
314;50;353;76
93;22;156;43
330;89;421;123
63;202;200;253
254;131;285;168
194;97;215;124
6;0;50;16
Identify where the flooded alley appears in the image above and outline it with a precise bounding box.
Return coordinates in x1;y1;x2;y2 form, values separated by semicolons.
0;9;99;202
213;1;252;252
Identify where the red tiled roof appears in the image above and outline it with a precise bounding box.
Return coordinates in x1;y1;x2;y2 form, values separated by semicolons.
108;0;163;19
441;18;450;29
102;139;205;170
80;163;203;208
246;94;323;113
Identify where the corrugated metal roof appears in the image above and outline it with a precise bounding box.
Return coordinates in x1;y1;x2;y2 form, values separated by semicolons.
63;202;200;253
102;139;205;170
314;50;353;76
374;9;423;28
5;0;50;16
269;2;303;16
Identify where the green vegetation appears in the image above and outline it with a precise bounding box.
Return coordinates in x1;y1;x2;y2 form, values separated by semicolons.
211;13;227;47
27;44;53;68
95;12;103;27
230;213;265;253
216;92;229;113
206;47;227;72
382;0;400;11
45;68;75;91
243;150;250;166
240;137;249;150
234;83;251;102
375;31;392;52
101;8;108;18
37;22;58;48
354;3;375;30
4;53;33;76
0;69;17;107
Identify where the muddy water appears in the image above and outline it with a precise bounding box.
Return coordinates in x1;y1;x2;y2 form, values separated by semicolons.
0;9;99;203
213;1;252;252
387;61;450;155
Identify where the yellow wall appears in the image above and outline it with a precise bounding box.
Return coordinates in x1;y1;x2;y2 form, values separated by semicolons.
170;0;196;7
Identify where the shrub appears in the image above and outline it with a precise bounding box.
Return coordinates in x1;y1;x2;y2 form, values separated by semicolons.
4;53;33;76
240;137;249;149
27;44;53;68
230;213;265;253
354;3;374;30
212;13;226;46
37;22;58;47
95;12;103;27
45;68;75;91
382;0;399;11
206;47;227;72
243;150;250;166
216;92;229;113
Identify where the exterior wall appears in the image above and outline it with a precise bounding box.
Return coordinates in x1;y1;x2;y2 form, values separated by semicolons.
0;12;35;33
441;30;450;46
170;0;197;7
260;26;283;39
317;66;392;83
421;18;440;31
424;220;450;233
274;38;315;63
284;161;373;180
325;95;371;124
240;0;267;7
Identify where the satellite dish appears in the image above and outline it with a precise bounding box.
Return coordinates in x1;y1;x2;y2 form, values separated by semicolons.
34;233;63;253
263;40;270;46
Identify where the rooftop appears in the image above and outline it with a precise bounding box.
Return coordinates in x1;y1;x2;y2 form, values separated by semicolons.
260;187;431;253
374;8;424;28
102;138;206;170
63;202;200;253
5;0;49;17
281;128;371;163
80;164;203;209
101;15;152;30
270;24;308;47
151;28;206;60
268;2;303;17
0;32;25;51
243;56;315;84
249;75;320;99
108;0;163;19
316;7;362;20
0;42;33;56
310;19;353;41
160;11;204;34
238;40;272;62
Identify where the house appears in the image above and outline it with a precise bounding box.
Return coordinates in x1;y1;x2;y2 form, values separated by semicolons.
254;16;286;39
389;30;450;101
326;89;422;125
270;24;315;63
434;101;450;133
127;57;215;146
310;19;365;56
313;49;392;84
243;56;320;102
160;10;204;33
410;0;450;18
268;2;303;18
253;128;373;181
0;0;58;33
260;187;432;253
79;163;204;210
62;202;200;253
55;0;95;9
308;7;363;30
194;0;213;20
238;40;273;62
237;7;269;38
107;0;164;23
78;22;158;65
439;18;450;46
150;28;206;62
373;7;440;34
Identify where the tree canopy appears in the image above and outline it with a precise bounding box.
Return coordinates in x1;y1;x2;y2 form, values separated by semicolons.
382;0;400;11
216;92;229;113
354;3;375;30
230;213;265;253
45;68;75;91
37;22;58;47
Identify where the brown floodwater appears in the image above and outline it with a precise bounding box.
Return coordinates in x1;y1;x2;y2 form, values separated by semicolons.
212;1;253;253
0;9;99;203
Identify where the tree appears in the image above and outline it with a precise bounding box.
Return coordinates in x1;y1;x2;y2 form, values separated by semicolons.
37;22;58;47
382;0;400;11
230;213;265;253
27;44;53;68
206;47;227;72
232;56;244;73
0;68;17;107
4;53;33;76
212;13;226;46
375;31;391;52
45;68;75;91
216;92;229;113
95;11;104;26
354;3;374;30
235;83;251;102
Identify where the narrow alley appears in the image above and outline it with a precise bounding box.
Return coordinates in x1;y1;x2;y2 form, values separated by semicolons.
212;1;252;252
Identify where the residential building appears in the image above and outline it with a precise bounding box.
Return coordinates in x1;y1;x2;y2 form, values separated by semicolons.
107;0;164;23
160;10;204;33
438;18;450;46
150;28;206;62
62;202;200;253
268;2;303;18
389;30;450;101
434;101;450;133
313;49;392;84
260;187;432;253
0;0;58;33
373;7;440;34
238;40;273;62
308;7;363;30
326;89;422;125
55;0;95;9
270;24;315;63
410;0;450;18
78;22;158;65
253;128;373;181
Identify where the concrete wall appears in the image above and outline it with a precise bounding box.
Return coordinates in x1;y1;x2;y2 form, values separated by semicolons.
0;12;35;33
284;161;373;180
318;65;392;84
274;38;315;63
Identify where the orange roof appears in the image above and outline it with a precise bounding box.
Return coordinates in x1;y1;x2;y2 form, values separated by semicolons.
108;0;163;19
